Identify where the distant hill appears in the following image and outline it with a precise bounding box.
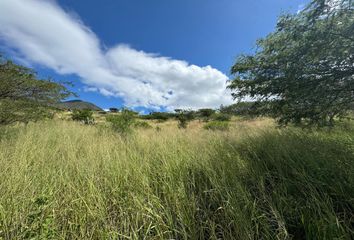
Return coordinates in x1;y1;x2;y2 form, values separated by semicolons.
54;100;103;111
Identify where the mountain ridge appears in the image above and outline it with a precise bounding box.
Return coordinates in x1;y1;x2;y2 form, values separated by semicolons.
54;100;103;111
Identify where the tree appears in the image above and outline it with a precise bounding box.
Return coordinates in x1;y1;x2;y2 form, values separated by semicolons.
197;108;216;121
212;113;231;122
109;108;119;113
220;102;256;116
0;57;73;124
228;0;354;126
175;110;195;129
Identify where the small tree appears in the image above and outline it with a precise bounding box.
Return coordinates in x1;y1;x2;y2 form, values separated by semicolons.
72;109;94;124
109;108;119;113
106;109;136;135
175;110;195;129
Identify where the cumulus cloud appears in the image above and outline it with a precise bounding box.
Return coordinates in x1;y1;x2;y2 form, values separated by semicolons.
0;0;232;110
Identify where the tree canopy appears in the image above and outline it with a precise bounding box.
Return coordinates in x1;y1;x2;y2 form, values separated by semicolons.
0;56;73;124
228;0;354;126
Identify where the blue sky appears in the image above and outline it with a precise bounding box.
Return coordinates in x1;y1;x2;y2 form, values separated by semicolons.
0;0;306;111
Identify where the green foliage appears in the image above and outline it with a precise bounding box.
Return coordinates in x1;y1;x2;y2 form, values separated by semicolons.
220;102;256;116
0;57;73;125
175;110;195;129
228;0;354;126
140;112;175;122
71;109;94;124
212;113;231;121
196;108;216;121
21;194;56;239
134;120;152;129
106;109;136;135
203;121;229;131
109;108;119;113
0;99;55;125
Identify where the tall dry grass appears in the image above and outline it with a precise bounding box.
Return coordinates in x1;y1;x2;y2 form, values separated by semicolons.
0;119;353;239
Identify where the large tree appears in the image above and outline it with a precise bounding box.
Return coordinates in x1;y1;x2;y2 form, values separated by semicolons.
0;57;73;124
228;0;354;126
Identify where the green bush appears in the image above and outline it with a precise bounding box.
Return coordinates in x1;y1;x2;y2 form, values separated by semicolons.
203;121;229;131
212;113;231;121
176;110;195;129
106;109;136;135
134;121;152;129
71;109;94;124
140;112;174;122
196;108;216;121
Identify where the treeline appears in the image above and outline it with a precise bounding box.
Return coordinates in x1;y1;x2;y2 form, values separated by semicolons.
137;103;258;122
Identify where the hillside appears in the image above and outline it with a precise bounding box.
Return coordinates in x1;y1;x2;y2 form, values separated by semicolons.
54;100;103;111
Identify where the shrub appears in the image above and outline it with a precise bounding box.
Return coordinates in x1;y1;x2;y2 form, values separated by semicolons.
212;113;231;121
109;108;119;113
203;121;229;131
140;112;174;122
106;109;136;135
177;116;188;129
71;109;94;124
197;108;216;121
134;121;152;129
175;110;195;129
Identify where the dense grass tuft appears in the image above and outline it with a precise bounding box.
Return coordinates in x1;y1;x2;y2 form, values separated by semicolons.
0;120;353;239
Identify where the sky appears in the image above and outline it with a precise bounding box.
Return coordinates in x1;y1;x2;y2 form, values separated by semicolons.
0;0;307;112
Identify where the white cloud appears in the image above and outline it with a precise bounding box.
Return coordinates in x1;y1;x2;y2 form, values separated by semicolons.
0;0;232;110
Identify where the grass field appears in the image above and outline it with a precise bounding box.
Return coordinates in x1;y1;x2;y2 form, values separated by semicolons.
0;118;353;239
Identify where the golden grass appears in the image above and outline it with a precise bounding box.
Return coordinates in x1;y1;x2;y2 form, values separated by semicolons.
0;118;353;239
